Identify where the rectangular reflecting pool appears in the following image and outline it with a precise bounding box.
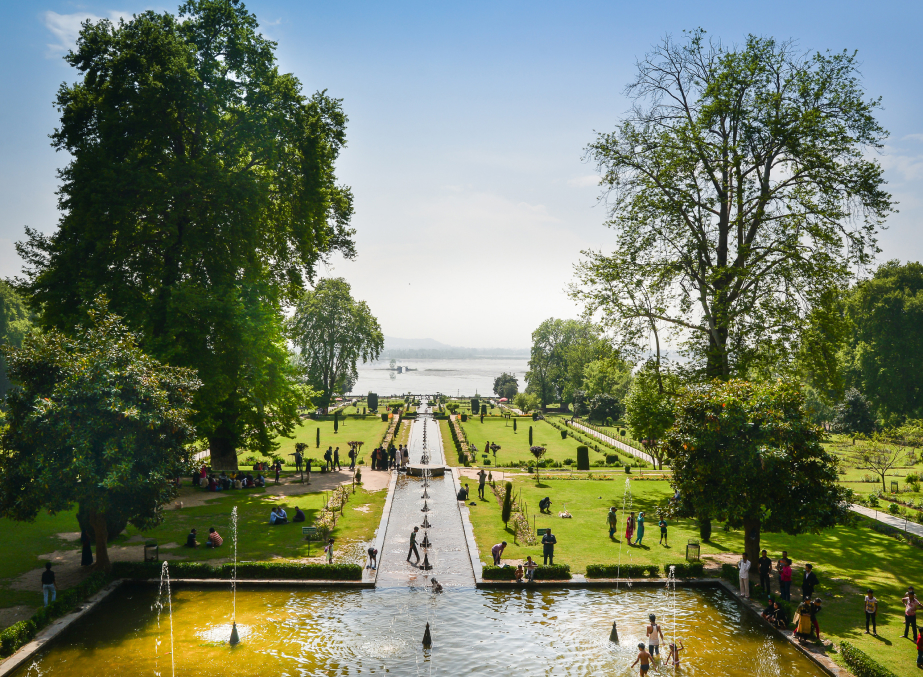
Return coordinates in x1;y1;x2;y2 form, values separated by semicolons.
14;585;823;676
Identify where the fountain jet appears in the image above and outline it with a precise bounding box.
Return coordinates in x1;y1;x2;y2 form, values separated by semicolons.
609;621;619;643
422;622;432;646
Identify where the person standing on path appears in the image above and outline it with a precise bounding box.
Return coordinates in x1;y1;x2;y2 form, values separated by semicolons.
325;538;334;564
738;552;752;598
491;541;507;566
864;589;878;635
402;446;410;470
348;446;356;471
658;517;668;545
902;588;922;640
274;462;281;484
634;512;645;546
607;507;619;539
41;562;56;607
324;446;333;471
776;550;791;593
477;468;487;499
646;615;663;656
407;527;421;564
333;447;341;470
801;563;818;601
757;550;772;596
542;528;557;565
780;560;793;601
625;511;635;544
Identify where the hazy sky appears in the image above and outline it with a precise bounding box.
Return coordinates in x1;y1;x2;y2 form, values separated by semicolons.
2;1;922;348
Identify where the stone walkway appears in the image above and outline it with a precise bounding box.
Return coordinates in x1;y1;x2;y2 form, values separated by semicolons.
849;503;923;537
375;405;475;588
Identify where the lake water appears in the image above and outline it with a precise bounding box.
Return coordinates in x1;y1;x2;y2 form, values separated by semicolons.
351;358;529;397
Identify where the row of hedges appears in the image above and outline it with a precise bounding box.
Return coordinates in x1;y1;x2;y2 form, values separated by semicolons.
840;641;899;677
1;570;112;657
111;561;363;581
544;418;649;468
482;564;572;580
585;562;704;578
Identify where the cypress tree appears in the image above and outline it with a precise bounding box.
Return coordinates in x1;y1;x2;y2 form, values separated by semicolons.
501;481;513;525
334;410;339;433
513;418;517;432
316;428;320;448
529;426;533;446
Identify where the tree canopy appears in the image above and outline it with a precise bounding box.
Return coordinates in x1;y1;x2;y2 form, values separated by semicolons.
17;0;351;468
493;372;519;400
665;379;848;563
289;278;383;412
572;30;892;381
0;281;32;399
525;318;610;409
624;362;680;469
0;300;200;569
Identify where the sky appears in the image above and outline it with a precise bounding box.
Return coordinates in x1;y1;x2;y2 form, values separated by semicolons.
1;1;922;349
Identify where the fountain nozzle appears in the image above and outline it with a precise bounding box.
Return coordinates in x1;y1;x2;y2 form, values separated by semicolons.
230;622;240;646
608;621;618;643
422;622;432;647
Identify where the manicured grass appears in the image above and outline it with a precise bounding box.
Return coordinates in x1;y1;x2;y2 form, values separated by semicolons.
125;486;385;562
468;475;923;677
459;417;602;467
244;416;389;468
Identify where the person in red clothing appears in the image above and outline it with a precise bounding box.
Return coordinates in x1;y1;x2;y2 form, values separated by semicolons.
916;632;923;668
206;527;223;548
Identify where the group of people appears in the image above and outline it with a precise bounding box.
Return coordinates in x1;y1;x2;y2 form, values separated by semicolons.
195;464;269;491
740;549;816;602
617;510;668;547
184;526;224;548
269;506;305;525
631;615;684;674
369;444;410;471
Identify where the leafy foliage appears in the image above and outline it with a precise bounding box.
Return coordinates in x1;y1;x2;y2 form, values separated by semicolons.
624;362;680;468
0;300;200;569
493;372;519;400
525;318;610;408
586;393;623;424
832;388;877;434
0;281;32;399
572;30;892;379
664;379;849;563
17;0;349;467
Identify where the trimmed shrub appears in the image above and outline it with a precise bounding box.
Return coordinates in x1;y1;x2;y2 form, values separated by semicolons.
461;413;468;422
380;413;388;421
576;446;589;470
368;393;378;411
560;429;567;440
720;563;738;584
840;641;899;677
529;426;533;445
586;564;661;578
111;561;362;581
665;562;704;578
482;564;571;580
699;517;712;542
501;482;513;524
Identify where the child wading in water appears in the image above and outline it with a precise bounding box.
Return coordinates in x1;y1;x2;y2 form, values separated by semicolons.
666;640;684;666
631;643;652;675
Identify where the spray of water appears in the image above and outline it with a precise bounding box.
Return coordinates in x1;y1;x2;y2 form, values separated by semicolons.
616;478;633;592
155;560;175;677
231;505;238;623
755;635;782;677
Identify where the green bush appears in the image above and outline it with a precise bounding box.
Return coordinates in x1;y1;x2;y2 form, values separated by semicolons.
380;413;388;421
840;641;899;677
586;563;661;578
111;561;363;581
482;564;571;580
460;413;468;422
0;570;112;657
720;563;738;584
576;445;589;470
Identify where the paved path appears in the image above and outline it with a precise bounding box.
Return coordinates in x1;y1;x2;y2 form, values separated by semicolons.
850;503;923;537
375;405;475;588
567;420;655;464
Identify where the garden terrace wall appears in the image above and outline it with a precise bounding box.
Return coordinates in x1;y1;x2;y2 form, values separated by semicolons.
111;561;363;581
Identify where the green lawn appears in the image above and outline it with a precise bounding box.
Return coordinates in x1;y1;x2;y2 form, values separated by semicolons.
124;485;385;562
458;416;612;467
468;475;922;677
243;415;389;468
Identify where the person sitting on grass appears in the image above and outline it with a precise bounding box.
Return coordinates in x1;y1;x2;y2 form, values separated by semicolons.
185;528;198;548
206;527;223;548
277;507;288;523
293;506;305;523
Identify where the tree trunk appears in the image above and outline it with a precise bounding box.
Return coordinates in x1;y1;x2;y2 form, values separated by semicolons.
742;516;761;566
89;509;111;571
209;434;239;471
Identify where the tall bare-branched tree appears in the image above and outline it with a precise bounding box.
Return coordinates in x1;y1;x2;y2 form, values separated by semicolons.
572;30;893;380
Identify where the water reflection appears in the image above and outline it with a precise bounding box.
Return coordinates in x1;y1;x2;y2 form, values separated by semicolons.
17;586;823;676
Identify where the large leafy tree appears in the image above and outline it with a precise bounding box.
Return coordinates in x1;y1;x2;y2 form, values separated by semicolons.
843;261;923;421
493;372;519;400
624;362;680;469
0;300;199;569
525;318;608;409
572;30;892;380
665;379;848;563
289;278;383;412
17;0;352;468
0;282;32;399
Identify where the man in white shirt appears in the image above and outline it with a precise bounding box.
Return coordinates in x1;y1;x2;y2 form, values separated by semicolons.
738;552;752;598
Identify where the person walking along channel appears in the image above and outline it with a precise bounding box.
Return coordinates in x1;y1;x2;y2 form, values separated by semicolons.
407;527;420;564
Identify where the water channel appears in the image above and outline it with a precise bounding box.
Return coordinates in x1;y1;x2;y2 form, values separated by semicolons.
11;402;827;676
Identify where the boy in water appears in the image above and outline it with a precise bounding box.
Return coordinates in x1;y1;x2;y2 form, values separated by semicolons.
666;640;684;666
630;643;652;675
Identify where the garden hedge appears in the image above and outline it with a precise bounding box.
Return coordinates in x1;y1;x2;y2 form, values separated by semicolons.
482;564;572;580
0;570;112;657
586;563;661;578
840;641;899;677
112;560;363;581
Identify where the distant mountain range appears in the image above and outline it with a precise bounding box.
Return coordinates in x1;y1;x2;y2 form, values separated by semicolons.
379;336;528;359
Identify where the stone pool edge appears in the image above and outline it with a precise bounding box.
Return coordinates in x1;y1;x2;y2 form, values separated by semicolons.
476;577;848;677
